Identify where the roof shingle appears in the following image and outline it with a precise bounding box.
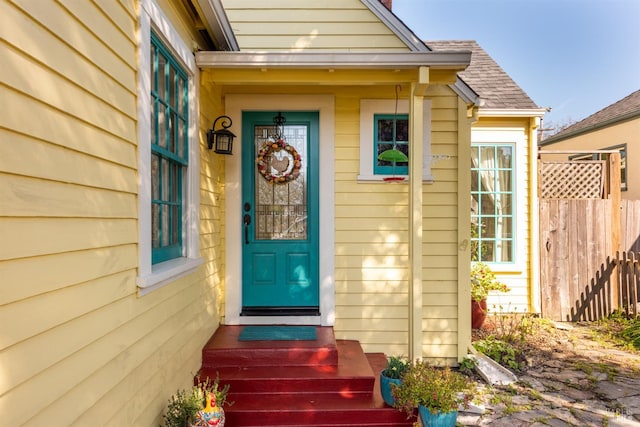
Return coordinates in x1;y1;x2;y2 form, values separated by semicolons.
542;89;640;143
426;40;538;110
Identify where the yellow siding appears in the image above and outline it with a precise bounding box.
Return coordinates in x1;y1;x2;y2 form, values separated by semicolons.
1;1;225;426
331;85;461;360
222;0;410;51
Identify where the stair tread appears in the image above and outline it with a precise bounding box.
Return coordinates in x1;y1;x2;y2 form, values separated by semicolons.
202;325;339;367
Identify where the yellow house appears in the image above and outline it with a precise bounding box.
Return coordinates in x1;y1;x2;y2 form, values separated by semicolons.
540;90;640;200
1;0;542;424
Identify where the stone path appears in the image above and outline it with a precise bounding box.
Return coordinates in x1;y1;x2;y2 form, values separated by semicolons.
459;323;640;426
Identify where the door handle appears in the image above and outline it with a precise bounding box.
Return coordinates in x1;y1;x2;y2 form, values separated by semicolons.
243;214;251;244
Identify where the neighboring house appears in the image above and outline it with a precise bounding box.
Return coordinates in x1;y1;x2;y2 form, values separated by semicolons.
540;90;640;199
1;0;541;424
428;40;545;313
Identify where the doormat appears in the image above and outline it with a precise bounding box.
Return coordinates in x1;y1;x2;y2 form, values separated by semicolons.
238;326;317;341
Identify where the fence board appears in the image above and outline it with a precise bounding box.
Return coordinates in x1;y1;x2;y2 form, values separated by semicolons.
540;198;640;320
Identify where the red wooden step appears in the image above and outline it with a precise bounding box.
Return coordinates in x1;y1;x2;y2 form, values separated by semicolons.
197;326;415;426
202;325;339;368
202;340;375;396
222;393;413;426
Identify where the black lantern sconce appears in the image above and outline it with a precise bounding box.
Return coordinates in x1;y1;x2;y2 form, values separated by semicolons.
207;115;236;155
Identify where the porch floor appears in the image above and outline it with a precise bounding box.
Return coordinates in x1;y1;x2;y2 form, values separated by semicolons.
198;325;415;426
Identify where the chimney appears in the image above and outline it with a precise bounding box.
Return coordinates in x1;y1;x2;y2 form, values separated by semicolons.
380;0;392;10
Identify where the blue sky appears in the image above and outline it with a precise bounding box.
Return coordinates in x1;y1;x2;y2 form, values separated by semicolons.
391;0;640;130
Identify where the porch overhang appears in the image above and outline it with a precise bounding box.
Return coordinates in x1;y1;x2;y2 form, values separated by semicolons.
195;50;471;71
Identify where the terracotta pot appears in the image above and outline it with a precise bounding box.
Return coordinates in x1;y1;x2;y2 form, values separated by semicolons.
471;299;487;329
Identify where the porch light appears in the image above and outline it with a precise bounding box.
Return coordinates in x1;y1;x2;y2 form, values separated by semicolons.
207;115;236;155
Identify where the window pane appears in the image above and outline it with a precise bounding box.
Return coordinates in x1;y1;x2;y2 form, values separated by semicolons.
169;110;176;153
161;158;169;200
178;118;185;158
152;204;159;248
158;54;166;99
162;205;169;246
169;67;176;106
158;104;167;149
151;154;159;199
177;78;185;115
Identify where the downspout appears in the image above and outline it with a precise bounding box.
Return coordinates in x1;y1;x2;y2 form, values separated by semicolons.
408;67;429;360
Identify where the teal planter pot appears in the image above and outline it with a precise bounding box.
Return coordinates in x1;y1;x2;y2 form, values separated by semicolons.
418;406;457;427
379;372;401;407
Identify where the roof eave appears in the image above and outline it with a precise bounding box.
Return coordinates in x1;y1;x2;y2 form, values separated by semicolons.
196;0;239;51
195;51;471;70
360;0;429;52
479;108;547;118
540;109;640;146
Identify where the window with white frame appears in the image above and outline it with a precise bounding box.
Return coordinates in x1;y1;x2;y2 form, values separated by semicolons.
137;0;201;294
359;99;432;182
373;114;409;175
471;144;514;263
150;32;188;264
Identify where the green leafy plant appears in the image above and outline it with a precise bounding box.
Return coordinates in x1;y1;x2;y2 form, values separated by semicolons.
471;262;510;302
473;336;523;371
162;375;231;427
382;356;410;379
622;317;640;349
458;356;478;376
392;360;475;415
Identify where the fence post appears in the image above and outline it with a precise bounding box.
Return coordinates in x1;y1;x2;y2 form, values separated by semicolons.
609;153;621;311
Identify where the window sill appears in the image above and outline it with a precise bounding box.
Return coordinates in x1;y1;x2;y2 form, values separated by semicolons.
137;256;204;296
357;174;434;184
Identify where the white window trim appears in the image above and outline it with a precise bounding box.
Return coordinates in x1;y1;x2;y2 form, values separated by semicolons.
358;99;433;183
136;0;202;296
471;128;526;273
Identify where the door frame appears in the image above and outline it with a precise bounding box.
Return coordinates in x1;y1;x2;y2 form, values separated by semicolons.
224;94;335;326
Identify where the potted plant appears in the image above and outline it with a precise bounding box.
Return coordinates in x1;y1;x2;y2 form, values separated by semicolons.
379;356;410;406
163;374;230;427
471;262;510;329
392;360;475;427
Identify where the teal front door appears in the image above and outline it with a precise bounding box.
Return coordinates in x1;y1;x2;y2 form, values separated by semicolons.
241;111;319;315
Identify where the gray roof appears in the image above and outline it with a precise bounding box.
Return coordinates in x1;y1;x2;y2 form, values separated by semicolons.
426;40;538;110
541;89;640;145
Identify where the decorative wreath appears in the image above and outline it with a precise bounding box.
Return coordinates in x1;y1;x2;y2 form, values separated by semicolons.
256;138;302;184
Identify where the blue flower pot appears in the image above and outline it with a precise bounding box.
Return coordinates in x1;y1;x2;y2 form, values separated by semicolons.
379;371;402;407
418;406;457;427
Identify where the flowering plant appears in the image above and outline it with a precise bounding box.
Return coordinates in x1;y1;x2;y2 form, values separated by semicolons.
381;356;410;379
391;360;475;415
471;262;510;302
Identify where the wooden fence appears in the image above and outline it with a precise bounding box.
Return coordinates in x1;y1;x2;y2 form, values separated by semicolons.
538;152;640;320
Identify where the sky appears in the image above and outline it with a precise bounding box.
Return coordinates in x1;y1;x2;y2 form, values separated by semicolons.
391;0;640;132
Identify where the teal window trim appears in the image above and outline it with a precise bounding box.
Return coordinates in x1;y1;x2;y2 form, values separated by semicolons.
151;31;189;264
373;114;409;175
471;143;515;263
